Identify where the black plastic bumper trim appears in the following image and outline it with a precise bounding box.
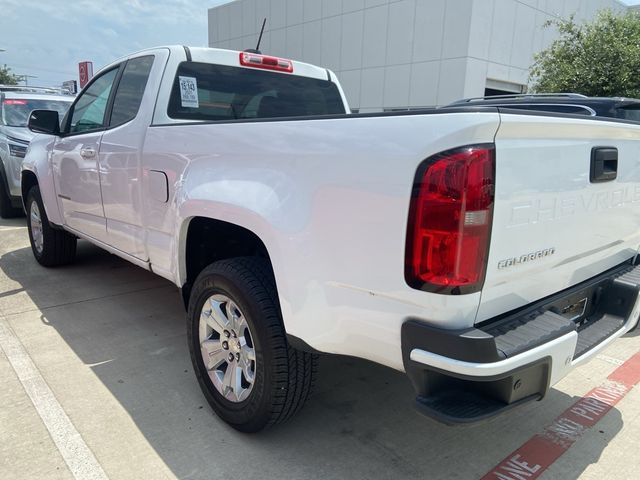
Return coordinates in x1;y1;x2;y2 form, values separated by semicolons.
410;357;551;424
403;259;639;375
403;258;639;425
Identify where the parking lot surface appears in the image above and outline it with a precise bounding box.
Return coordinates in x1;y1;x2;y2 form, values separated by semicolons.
1;216;639;480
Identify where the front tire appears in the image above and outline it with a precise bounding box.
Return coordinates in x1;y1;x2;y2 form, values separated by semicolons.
0;174;22;218
26;185;77;267
187;257;318;432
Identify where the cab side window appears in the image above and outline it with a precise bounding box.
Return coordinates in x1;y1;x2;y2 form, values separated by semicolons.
69;68;119;134
109;56;154;127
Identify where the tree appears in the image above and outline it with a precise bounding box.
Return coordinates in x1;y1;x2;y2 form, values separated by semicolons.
0;64;19;85
530;10;640;97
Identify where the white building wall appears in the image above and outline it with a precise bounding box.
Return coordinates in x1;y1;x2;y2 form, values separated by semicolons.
208;0;627;111
462;0;626;102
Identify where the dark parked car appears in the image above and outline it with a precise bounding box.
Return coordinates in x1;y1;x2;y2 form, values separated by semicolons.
446;93;640;122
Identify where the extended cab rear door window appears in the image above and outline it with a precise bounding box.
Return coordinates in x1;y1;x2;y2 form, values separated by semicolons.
109;55;154;127
167;62;345;121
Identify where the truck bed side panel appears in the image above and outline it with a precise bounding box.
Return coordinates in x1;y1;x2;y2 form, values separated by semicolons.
142;112;500;370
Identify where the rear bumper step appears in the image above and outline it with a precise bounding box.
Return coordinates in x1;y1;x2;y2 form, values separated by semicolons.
574;315;624;359
403;261;640;425
415;390;539;425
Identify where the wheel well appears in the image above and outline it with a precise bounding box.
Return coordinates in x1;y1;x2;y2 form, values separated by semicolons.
21;171;38;203
182;217;273;307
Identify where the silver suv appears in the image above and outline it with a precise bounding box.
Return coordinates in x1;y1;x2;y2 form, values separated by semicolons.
1;86;73;217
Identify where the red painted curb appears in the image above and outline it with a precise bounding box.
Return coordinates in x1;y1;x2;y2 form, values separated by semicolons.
481;350;640;480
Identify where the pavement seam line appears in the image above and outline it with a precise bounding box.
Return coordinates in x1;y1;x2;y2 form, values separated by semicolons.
0;315;110;480
1;284;172;318
0;226;27;232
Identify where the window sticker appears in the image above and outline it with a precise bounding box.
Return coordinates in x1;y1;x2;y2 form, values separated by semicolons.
179;76;199;108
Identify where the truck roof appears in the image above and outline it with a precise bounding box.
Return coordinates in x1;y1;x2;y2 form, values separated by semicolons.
188;47;333;82
104;45;335;83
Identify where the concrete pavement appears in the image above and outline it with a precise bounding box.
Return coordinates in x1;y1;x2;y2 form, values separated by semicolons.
1;215;639;480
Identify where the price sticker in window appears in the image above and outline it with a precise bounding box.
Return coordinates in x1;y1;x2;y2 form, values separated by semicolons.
179;76;199;108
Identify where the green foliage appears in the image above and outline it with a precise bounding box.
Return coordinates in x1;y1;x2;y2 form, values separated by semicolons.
0;64;19;85
530;10;640;97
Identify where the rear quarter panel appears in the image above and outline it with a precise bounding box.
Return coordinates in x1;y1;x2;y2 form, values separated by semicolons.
143;112;500;370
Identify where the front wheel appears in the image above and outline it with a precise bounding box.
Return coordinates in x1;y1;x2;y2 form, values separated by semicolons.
187;257;318;432
0;173;22;218
26;186;77;267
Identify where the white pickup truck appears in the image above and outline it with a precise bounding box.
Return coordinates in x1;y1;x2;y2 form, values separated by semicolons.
23;46;640;432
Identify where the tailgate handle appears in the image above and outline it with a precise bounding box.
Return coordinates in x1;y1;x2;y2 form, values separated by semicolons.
590;147;618;183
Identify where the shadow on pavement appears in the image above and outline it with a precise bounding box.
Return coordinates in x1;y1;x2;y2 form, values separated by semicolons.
0;233;625;480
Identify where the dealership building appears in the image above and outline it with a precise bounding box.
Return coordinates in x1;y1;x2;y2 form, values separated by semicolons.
208;0;627;112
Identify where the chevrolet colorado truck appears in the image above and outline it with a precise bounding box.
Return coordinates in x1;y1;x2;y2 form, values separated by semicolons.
22;46;640;432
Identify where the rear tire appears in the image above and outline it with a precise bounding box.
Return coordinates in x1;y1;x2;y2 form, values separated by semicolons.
187;257;318;432
26;185;77;267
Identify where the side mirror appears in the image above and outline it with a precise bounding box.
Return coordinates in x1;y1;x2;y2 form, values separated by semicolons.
28;110;60;135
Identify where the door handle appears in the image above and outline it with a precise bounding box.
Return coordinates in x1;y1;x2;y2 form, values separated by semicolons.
590;147;617;183
80;147;97;159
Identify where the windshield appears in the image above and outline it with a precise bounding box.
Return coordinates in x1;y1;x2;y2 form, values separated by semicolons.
2;99;72;127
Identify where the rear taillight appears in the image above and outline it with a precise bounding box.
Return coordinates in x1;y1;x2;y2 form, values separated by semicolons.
239;52;294;73
405;145;495;294
3;100;27;105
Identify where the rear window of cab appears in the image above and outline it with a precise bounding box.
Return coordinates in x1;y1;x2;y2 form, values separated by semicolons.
167;61;345;121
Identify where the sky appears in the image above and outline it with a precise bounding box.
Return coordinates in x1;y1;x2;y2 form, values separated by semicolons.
1;0;640;88
0;0;230;87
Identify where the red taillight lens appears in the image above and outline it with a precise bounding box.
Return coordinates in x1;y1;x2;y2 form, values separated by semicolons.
239;52;294;73
3;100;27;105
405;145;495;294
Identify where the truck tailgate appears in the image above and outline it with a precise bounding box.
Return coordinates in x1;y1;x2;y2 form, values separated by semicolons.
477;113;640;323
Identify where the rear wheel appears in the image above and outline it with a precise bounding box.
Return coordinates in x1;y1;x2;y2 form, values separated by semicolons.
187;257;318;432
26;186;77;267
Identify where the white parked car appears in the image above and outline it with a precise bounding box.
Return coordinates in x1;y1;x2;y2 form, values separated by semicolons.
22;46;640;431
0;87;72;217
